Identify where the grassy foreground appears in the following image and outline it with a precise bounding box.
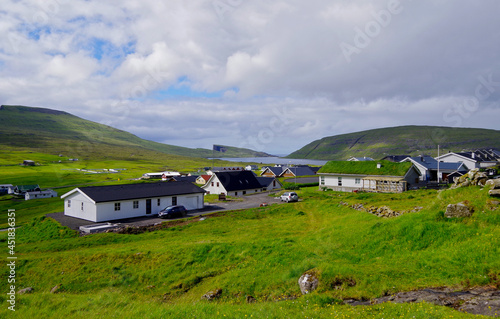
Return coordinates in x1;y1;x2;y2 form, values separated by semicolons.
1;185;499;318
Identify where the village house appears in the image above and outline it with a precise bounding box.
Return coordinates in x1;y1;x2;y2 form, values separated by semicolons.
25;189;58;201
0;184;13;195
317;161;420;193
202;171;263;196
260;166;285;177
10;184;41;195
279;166;317;177
436;149;500;169
61;181;205;222
401;156;467;182
255;177;282;191
196;175;212;185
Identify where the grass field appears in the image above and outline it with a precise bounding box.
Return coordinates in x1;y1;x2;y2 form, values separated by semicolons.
1;184;499;318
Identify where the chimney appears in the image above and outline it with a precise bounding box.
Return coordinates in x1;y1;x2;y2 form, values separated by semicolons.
472;152;475;159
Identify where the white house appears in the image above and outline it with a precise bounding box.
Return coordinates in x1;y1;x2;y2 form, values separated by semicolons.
401;156;467;182
0;184;13;194
61;182;205;222
347;157;374;161
256;177;282;191
202;171;264;196
245;165;258;171
318;161;421;193
436;149;500;169
25;189;57;201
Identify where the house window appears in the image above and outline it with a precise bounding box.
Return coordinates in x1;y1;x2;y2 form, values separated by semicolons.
273;180;276;187
81;202;84;210
67;200;71;208
338;177;342;186
235;192;238;196
243;191;246;195
320;176;325;186
355;178;361;185
157;199;161;206
133;201;139;209
211;182;214;187
172;196;177;205
114;203;121;211
217;182;219;187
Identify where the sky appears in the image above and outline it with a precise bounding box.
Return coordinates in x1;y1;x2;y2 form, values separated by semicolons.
1;0;500;155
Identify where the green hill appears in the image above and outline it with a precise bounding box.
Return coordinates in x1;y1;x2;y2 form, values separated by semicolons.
287;125;500;160
0;105;271;160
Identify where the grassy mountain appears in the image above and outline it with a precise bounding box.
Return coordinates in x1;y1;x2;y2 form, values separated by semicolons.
0;105;271;160
287;125;500;160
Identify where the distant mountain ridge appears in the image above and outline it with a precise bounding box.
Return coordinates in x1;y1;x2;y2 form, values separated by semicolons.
0;105;272;160
287;125;500;160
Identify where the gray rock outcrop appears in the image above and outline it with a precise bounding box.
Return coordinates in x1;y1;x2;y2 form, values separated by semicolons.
445;203;474;218
298;272;319;294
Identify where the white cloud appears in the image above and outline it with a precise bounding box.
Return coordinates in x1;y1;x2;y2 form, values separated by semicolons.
0;0;499;154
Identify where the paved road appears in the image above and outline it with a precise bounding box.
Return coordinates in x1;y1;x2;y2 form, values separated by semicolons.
48;192;285;230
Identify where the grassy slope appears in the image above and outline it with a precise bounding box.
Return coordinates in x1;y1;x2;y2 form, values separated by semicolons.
1;186;498;318
287;125;500;160
0;105;271;159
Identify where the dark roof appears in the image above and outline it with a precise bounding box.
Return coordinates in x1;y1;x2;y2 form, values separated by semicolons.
169;175;199;183
72;182;205;203
214;171;262;191
456;149;500;162
255;177;276;187
407;156;466;170
281;166;315;176
261;167;284;176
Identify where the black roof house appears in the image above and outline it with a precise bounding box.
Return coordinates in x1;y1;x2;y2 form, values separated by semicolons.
66;182;205;203
213;171;262;191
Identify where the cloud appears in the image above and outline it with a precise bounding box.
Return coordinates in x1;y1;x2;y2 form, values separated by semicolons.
0;0;499;154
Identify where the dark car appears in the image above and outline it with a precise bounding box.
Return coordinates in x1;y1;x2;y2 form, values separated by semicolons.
158;205;187;219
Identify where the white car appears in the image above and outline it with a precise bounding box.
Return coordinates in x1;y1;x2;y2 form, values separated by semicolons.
280;192;299;202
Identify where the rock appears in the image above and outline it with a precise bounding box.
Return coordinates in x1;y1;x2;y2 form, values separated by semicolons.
489;189;500;198
246;295;257;303
486;179;500;189
201;288;222;300
298;272;319;294
445;203;474;218
50;284;62;294
17;287;34;294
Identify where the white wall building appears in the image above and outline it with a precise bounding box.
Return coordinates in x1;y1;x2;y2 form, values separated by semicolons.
202;171;264;196
25;189;57;201
61;182;205;222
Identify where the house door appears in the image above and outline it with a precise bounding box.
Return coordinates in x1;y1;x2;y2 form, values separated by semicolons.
146;199;152;214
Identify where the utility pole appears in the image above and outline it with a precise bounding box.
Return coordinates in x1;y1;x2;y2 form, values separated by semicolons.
437;145;440;183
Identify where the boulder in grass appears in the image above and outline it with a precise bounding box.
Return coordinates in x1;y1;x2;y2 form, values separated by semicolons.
17;287;34;294
202;288;222;300
298;271;319;294
445;203;474;218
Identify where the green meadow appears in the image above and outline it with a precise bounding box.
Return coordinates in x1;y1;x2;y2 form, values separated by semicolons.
1;183;499;318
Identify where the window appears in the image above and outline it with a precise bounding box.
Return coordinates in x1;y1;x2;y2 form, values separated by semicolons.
211;182;214;187
133;201;139;209
320;176;325;186
243;191;246;195
67;200;71;208
217;182;219;187
81;202;84;210
234;192;238;196
355;178;361;185
338;177;342;186
157;199;161;206
172;196;177;205
114;203;121;211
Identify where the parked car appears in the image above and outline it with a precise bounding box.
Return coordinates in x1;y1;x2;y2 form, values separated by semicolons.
158;205;187;219
280;192;299;202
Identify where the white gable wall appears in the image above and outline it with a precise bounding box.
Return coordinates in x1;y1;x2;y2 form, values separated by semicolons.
437;153;477;170
64;192;97;222
319;174;366;192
